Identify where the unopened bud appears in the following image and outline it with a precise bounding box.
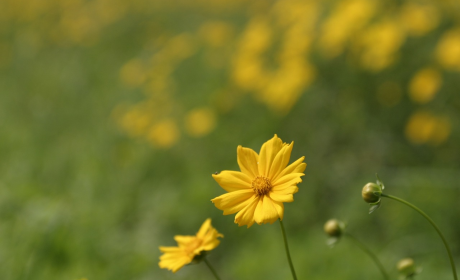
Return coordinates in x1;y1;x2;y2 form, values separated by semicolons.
324;219;344;238
397;258;416;276
362;182;382;204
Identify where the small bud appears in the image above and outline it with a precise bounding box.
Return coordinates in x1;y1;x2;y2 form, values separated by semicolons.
324;219;345;238
397;258;416;277
362;182;382;204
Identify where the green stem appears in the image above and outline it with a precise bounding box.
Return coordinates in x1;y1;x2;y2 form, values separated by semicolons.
381;193;458;280
279;219;297;280
345;233;389;280
203;257;221;280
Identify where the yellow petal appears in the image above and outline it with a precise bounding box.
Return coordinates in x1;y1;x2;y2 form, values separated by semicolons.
159;249;191;273
237;145;259;178
174;235;196;247
159;255;191;273
159;251;185;261
270;199;284;221
212;171;252;192
273;156;306;182
201;229;222;251
234;195;259;228
211;189;255;215
159;246;181;253
273;172;304;187
196;220;223;253
258;135;284;176
200;240;220;252
254;195;280;225
269;188;295;202
196;218;212;239
268;142;293;180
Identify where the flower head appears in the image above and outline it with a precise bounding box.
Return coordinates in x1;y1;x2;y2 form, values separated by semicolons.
211;135;306;228
159;218;223;273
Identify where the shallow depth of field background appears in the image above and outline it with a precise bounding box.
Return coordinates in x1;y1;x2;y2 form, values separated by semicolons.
1;0;459;279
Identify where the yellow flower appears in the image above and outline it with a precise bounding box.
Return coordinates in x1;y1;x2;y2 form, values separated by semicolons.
408;67;442;104
211;135;306;228
159;219;223;273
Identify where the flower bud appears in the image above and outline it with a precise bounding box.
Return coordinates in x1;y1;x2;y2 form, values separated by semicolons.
362;182;382;204
397;258;416;276
324;219;344;238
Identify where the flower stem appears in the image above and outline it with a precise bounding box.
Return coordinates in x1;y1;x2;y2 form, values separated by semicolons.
345;233;389;280
381;193;458;280
203;257;221;280
279;219;297;280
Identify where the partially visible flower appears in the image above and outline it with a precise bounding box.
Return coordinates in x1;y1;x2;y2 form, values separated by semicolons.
211;135;306;228
408;67;442;104
159;219;223;273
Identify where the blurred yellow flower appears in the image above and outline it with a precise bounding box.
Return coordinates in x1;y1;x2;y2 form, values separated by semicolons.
147;119;180;148
231;16;271;91
319;0;376;58
436;28;460;70
232;55;267;91
211;135;306;228
399;3;439;36
259;60;315;114
237;16;272;55
159;218;223;273
409;67;442;103
356;20;405;71
185;107;217;137
120;107;153;137
405;111;451;145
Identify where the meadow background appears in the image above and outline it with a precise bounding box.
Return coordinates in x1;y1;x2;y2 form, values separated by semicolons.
1;0;459;279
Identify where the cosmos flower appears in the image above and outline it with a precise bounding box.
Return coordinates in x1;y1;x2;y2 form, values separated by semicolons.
211;135;306;228
159;219;223;273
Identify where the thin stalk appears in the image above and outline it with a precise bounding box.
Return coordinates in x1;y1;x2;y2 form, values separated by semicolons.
203;257;221;280
381;193;458;280
345;233;389;280
279;219;297;280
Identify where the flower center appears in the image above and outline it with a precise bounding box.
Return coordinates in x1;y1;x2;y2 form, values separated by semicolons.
251;176;272;196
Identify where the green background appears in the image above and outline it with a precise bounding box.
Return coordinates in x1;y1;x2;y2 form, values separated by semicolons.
1;0;459;279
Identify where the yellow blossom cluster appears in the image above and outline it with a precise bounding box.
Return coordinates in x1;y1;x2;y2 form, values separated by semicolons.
404;63;451;145
109;0;458;148
1;0;129;47
114;33;218;148
319;0;377;59
232;1;318;114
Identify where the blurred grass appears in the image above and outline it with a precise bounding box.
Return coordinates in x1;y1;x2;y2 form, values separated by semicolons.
1;0;460;279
